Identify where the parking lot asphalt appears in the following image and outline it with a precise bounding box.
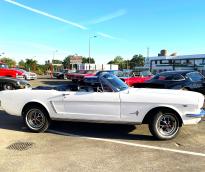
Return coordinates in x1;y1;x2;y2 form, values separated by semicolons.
0;78;204;172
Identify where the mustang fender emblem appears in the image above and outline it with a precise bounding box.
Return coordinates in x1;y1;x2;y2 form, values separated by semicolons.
130;111;139;116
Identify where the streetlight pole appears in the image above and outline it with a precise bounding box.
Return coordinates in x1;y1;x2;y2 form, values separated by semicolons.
147;47;150;58
88;35;97;65
50;50;58;79
53;50;58;62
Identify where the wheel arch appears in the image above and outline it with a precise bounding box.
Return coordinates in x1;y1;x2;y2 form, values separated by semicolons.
142;106;183;126
21;101;50;119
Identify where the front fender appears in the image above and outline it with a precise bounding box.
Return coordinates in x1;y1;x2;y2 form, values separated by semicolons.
21;99;51;116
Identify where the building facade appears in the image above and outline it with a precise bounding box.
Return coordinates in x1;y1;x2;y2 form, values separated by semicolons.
77;63;118;71
145;54;205;75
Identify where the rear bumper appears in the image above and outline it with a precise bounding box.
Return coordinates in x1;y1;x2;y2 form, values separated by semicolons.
186;109;205;118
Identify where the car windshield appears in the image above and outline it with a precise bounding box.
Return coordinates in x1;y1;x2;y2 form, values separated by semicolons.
19;69;27;72
101;74;128;91
186;72;204;82
0;64;8;68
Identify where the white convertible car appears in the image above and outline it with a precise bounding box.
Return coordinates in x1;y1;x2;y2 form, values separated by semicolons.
0;73;204;140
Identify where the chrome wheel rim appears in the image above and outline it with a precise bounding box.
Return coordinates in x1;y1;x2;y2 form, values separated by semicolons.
4;84;13;90
26;109;45;130
157;113;178;136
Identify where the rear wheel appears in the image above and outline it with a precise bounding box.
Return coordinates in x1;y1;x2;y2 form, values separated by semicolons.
3;83;14;90
23;105;50;132
149;110;181;140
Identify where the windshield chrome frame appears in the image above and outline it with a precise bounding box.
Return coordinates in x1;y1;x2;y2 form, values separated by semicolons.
99;74;129;92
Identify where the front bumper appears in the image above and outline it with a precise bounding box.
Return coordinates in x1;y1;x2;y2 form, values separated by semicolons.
27;75;37;80
186;109;205;118
16;75;24;79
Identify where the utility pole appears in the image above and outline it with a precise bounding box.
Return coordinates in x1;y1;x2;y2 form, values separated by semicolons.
88;34;97;65
147;47;150;58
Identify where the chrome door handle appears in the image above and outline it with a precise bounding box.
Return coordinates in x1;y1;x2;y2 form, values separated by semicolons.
62;93;70;96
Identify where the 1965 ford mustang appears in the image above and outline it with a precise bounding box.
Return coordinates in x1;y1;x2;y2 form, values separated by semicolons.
0;73;204;140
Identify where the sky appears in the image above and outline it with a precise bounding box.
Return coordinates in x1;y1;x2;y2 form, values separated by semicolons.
1;0;205;64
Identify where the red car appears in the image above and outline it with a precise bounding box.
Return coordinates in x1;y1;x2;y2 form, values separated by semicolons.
119;70;153;86
0;62;24;79
67;70;97;82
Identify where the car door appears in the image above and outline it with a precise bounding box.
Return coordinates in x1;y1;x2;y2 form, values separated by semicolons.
61;86;121;121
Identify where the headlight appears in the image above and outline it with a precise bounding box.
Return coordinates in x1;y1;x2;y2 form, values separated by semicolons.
17;81;20;85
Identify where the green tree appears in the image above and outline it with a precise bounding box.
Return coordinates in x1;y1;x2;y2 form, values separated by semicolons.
130;54;145;69
24;59;38;71
107;56;125;69
35;64;48;75
18;60;25;68
82;57;95;63
0;57;16;67
113;56;124;64
52;59;62;64
62;55;72;69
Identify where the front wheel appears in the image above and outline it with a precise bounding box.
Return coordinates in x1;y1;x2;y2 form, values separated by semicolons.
149;111;181;140
3;83;14;90
23;106;50;132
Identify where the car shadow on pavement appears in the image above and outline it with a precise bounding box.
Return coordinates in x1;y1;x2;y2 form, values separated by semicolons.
0;111;156;141
49;121;156;141
0;111;25;132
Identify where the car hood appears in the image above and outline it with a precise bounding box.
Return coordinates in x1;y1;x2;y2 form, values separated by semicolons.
127;87;204;108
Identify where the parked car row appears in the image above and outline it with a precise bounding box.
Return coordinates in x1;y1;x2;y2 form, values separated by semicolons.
55;69;153;86
13;68;37;80
53;69;205;95
0;62;24;79
1;67;205;96
133;70;205;95
0;77;31;90
0;62;37;80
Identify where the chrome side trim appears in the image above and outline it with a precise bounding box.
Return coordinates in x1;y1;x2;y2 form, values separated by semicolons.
186;109;205;118
50;101;57;113
51;117;141;125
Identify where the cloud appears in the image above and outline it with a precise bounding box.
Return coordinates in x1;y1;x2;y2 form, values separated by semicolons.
97;32;117;39
4;0;87;30
88;9;127;25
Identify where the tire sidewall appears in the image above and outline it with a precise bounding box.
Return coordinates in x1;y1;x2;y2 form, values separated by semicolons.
23;106;50;132
3;83;13;90
150;111;180;140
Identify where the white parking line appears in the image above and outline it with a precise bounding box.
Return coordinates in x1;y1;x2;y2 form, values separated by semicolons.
48;129;205;158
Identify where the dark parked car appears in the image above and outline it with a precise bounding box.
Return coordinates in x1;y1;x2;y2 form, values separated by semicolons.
0;77;31;90
95;70;123;77
133;70;205;94
34;76;104;92
56;69;69;79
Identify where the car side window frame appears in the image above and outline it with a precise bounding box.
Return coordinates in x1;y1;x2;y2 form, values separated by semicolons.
171;74;185;81
154;73;185;81
99;78;114;92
